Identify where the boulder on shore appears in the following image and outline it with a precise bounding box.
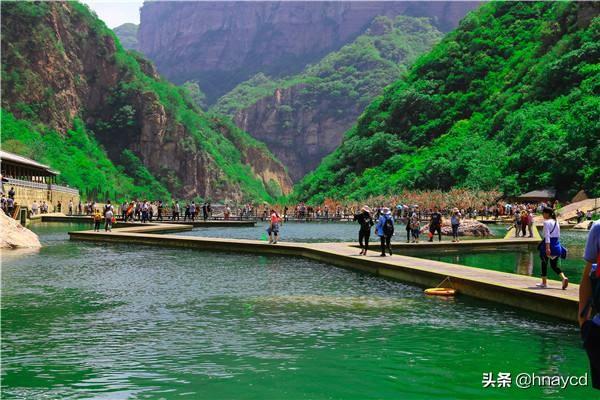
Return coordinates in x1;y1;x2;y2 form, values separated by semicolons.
558;198;600;222
420;219;492;237
0;209;42;249
574;220;595;230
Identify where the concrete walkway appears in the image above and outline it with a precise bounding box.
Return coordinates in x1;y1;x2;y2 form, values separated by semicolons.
68;222;579;323
38;215;255;227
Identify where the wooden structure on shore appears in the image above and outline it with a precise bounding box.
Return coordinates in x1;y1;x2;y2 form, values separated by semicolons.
0;150;79;211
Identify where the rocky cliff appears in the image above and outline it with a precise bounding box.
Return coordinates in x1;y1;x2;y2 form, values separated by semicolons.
137;1;478;103
234;84;355;181
218;16;442;181
1;2;291;201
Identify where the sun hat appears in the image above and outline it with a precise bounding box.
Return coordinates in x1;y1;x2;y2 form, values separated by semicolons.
361;205;372;213
382;207;391;214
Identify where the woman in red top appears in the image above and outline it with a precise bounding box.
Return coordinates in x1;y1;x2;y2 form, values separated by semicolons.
268;209;282;244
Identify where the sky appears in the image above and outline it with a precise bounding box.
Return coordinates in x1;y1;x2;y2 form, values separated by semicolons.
84;0;144;28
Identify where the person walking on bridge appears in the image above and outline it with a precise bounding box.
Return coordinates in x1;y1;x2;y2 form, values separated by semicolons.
202;202;209;221
527;209;535;238
376;207;394;257
141;201;149;223
173;201;180;221
578;221;600;389
105;206;114;232
405;207;413;243
451;208;461;242
410;210;421;243
428;207;442;242
157;201;164;221
267;209;282;244
92;208;102;232
354;206;374;255
190;201;196;221
121;201;127;221
537;207;568;289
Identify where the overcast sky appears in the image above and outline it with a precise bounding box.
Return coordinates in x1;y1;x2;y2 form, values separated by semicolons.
84;0;144;28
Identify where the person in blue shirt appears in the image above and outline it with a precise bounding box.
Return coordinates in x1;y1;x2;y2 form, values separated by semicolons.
376;207;394;257
579;221;600;389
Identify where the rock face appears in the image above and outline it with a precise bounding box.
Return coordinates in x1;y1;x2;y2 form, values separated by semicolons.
221;16;443;181
137;1;479;103
0;210;42;249
234;84;356;181
1;2;292;201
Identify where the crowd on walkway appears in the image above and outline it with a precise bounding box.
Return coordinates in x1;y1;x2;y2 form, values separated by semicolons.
0;187;17;217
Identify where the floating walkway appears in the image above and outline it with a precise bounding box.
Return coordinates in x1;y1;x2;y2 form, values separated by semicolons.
69;222;578;323
38;215;255;227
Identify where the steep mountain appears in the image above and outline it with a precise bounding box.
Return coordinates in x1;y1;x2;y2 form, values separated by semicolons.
113;22;138;50
294;1;600;203
137;1;479;103
214;16;443;181
1;2;292;202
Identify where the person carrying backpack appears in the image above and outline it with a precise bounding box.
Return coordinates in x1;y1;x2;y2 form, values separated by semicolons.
579;221;600;390
92;209;102;232
354;205;374;255
376;207;394;257
537;207;568;289
429;207;443;242
105;207;114;232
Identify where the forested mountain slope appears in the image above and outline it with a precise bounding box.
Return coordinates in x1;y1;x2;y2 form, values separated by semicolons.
1;2;292;202
214;16;443;181
113;23;138;50
294;1;600;203
137;1;478;103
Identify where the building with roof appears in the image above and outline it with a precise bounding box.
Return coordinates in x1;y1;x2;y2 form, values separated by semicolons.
516;189;556;202
1;150;79;214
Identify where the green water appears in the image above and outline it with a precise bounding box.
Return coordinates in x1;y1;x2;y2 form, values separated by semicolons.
1;223;593;399
419;228;590;283
178;222;589;282
175;221;508;243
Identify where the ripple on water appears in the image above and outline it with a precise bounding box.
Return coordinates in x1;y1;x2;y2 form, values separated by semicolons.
0;225;590;399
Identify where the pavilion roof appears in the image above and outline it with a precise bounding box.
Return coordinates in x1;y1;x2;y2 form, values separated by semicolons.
0;150;59;175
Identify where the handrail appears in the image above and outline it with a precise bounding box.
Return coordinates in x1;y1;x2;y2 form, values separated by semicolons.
5;177;49;190
4;177;79;195
50;184;79;195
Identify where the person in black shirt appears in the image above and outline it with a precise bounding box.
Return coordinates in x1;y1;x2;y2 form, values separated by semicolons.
354;206;374;255
157;200;163;221
429;207;443;242
202;202;209;221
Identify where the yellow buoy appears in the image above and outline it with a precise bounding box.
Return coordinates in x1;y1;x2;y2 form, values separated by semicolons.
424;287;456;296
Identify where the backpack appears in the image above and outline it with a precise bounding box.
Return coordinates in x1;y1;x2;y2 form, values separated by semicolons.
383;216;394;236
